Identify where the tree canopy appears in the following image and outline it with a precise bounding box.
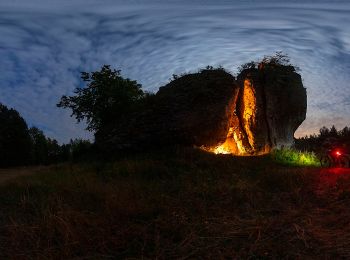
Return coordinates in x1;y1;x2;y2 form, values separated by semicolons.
0;102;93;167
238;52;299;72
57;65;145;132
0;103;31;167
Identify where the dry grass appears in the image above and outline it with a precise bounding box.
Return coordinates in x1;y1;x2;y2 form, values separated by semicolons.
0;147;349;259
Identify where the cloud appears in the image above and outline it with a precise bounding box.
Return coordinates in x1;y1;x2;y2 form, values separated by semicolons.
0;0;349;142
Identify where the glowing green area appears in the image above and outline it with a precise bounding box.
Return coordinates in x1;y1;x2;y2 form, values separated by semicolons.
271;148;320;167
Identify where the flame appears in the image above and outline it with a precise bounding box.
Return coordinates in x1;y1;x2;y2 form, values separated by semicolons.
210;80;256;156
213;143;231;154
242;79;256;149
209;127;246;155
202;78;268;156
233;131;247;154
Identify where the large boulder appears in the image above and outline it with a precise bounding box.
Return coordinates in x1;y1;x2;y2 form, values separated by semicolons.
96;65;307;155
155;69;239;147
96;69;239;151
232;65;307;154
262;65;307;148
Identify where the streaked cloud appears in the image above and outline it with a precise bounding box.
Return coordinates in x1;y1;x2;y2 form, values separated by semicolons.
0;0;349;142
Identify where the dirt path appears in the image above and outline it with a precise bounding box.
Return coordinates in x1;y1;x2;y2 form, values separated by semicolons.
0;166;45;184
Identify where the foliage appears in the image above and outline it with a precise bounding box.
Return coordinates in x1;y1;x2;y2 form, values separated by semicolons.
238;52;299;73
271;148;320;167
0;103;32;167
28;127;63;165
200;65;226;72
69;138;93;161
295;125;350;154
1;147;347;258
170;65;226;83
237;60;256;72
29;127;91;165
57;65;146;132
0;102;94;167
261;51;291;67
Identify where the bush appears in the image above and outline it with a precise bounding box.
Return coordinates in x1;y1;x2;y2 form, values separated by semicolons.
0;103;32;167
57;65;146;133
271;148;320;167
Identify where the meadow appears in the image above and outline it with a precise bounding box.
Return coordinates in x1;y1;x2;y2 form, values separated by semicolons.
0;147;349;259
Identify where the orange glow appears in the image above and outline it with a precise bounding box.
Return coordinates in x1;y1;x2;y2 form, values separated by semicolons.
241;79;256;149
211;127;242;155
212;143;231;154
210;80;257;156
203;78;275;156
203;81;263;156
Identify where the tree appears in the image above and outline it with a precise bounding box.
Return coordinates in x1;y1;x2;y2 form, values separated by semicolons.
57;65;145;133
319;126;330;137
329;125;338;137
29;126;74;165
29;127;49;164
261;51;291;67
46;138;61;164
238;52;299;74
0;103;31;167
69;139;93;161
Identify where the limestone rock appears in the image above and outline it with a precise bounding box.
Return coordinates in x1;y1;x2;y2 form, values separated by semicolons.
155;69;238;147
96;65;307;155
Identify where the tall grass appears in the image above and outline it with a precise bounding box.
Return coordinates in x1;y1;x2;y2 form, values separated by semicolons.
271;148;320;167
1;147;347;258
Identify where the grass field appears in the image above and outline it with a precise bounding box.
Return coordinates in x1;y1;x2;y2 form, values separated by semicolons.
0;147;350;259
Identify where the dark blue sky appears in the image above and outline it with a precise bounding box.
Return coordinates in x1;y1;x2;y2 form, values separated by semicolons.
1;0;349;143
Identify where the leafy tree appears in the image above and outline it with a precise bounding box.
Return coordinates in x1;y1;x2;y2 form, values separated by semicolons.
29;126;73;165
0;103;31;167
59;143;71;162
329;125;338;137
295;125;350;154
341;126;350;138
46;138;61;164
319;126;330;137
238;61;256;72
29;127;49;164
69;139;93;161
238;52;299;73
57;65;145;133
261;51;291;66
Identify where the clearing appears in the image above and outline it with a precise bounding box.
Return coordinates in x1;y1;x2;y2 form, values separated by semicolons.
1;148;350;258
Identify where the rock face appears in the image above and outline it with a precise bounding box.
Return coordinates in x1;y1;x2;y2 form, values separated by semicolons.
96;65;307;155
232;65;307;155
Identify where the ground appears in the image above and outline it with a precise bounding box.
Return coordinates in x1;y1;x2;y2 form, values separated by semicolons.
0;148;350;258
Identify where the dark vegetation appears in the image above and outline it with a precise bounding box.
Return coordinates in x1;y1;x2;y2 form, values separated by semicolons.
0;52;308;167
0;103;31;167
1;148;350;258
238;51;300;73
57;65;150;133
295;125;350;154
1;53;350;258
0;103;92;167
57;52;307;155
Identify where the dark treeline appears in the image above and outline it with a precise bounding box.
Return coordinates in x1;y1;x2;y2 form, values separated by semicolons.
2;54;349;167
295;125;350;153
0;103;92;168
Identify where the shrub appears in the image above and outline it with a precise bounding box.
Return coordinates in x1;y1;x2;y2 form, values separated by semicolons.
271;148;320;167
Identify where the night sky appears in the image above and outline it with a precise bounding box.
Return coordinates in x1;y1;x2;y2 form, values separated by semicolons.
1;0;350;143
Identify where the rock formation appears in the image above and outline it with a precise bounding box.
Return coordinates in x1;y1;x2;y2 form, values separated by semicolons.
96;63;307;156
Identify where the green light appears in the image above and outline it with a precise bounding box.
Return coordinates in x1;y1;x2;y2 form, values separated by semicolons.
272;148;320;167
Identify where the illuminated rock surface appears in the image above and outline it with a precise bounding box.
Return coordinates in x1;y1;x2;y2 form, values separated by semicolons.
97;65;306;155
